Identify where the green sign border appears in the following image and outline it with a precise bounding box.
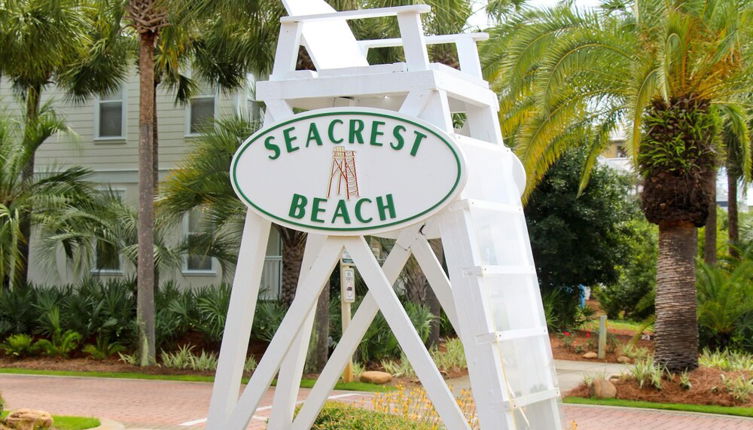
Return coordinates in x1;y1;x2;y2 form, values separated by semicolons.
231;109;464;233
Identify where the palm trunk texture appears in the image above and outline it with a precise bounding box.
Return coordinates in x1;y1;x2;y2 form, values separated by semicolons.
136;31;157;366
280;227;306;307
655;222;699;371
17;84;41;288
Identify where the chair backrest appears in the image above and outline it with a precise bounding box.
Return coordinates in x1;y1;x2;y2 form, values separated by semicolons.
281;0;369;69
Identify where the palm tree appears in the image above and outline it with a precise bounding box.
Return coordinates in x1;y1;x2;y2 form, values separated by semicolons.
0;0;129;285
0;109;105;288
482;0;753;371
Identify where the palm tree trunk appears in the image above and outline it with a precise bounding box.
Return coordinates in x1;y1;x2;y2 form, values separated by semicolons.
654;221;699;372
280;227;306;306
17;84;42;288
136;31;157;366
703;182;717;264
310;284;330;372
728;169;739;258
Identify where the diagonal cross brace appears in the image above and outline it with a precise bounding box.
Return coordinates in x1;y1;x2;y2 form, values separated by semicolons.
292;227;467;430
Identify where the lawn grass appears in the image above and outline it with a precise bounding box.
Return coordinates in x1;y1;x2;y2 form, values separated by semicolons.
564;397;753;418
582;319;654;334
52;416;101;430
0;367;394;392
0;412;99;430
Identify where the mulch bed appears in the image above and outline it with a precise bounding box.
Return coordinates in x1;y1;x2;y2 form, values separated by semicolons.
567;367;753;408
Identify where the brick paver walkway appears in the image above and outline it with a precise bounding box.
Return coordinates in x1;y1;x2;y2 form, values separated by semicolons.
1;373;752;429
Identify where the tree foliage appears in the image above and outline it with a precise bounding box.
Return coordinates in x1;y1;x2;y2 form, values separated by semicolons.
525;150;637;291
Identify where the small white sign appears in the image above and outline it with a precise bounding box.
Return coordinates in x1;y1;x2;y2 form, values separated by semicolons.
231;107;466;236
342;267;356;303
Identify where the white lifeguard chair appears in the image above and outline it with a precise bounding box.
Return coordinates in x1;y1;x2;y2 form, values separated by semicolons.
205;1;564;429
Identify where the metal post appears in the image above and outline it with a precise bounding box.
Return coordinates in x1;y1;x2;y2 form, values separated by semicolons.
340;255;356;382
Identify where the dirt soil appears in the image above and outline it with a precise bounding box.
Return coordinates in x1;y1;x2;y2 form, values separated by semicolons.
549;331;654;364
567;366;753;407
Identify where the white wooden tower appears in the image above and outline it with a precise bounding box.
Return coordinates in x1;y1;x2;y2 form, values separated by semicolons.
205;1;564;429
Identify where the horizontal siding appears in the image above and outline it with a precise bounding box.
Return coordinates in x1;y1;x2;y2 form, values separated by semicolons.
0;70;248;173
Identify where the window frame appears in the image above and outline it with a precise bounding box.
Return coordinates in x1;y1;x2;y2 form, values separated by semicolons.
185;84;219;137
93;87;127;142
181;209;216;275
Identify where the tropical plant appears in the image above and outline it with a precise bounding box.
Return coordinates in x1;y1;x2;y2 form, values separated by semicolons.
0;111;108;289
34;329;82;358
83;337;127;360
0;0;129;285
696;258;753;351
1;334;36;358
595;218;658;320
483;0;753;371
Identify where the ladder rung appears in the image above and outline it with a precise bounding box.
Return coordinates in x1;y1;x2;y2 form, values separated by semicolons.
476;327;548;344
504;388;560;410
449;199;523;214
463;265;536;276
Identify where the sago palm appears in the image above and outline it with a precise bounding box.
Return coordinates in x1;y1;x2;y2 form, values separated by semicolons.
482;0;753;370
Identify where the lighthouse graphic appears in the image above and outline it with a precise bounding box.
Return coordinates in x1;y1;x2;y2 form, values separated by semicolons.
327;147;360;200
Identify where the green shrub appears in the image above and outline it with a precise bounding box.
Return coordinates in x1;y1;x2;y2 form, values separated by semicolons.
34;330;81;358
381;353;416;378
252;301;286;342
595;220;657;320
630;358;665;390
721;374;753;402
1;334;36;358
160;344;219;371
0;287;38;338
431;338;466;373
696;258;753;351
311;402;436;430
83;336;126;360
195;284;231;344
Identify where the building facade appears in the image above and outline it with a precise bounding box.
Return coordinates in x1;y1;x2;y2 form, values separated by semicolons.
0;72;283;298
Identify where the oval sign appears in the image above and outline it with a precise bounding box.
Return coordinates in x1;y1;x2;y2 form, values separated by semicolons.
231;108;466;235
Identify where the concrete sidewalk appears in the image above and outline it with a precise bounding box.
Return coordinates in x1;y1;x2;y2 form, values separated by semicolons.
447;359;631;394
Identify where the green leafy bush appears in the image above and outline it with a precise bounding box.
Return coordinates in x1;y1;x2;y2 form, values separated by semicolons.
595;219;657;320
160;344;218;371
83;336;126;360
696;258;753;351
34;330;81;358
195;284;231;344
311;402;436;430
1;334;36;358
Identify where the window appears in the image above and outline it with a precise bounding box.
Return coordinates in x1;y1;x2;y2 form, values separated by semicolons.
260;228;282;300
187;83;216;135
183;208;214;273
93;189;125;273
96;87;126;139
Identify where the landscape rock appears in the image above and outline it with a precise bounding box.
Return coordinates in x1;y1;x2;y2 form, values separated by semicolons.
582;352;598;359
617;355;632;364
4;409;53;430
360;371;392;385
590;378;617;399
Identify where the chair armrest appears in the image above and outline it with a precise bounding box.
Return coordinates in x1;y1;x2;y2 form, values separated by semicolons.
358;32;489;50
280;5;430;23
